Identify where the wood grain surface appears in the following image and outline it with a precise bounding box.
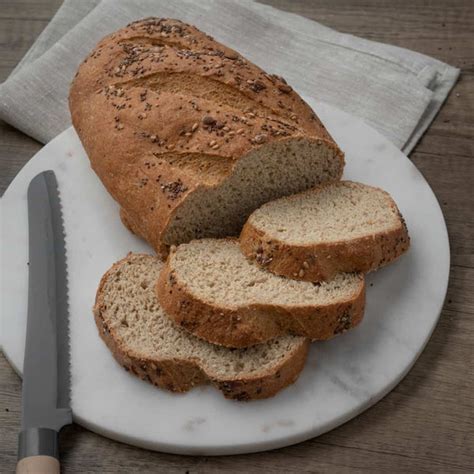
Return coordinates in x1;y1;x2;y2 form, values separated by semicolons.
1;1;473;472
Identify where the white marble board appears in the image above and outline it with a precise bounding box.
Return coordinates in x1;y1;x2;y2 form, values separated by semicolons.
0;99;450;455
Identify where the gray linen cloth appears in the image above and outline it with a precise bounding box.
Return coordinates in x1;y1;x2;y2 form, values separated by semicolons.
0;0;459;153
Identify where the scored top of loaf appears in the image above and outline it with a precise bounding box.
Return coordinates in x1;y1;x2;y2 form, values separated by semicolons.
71;17;337;159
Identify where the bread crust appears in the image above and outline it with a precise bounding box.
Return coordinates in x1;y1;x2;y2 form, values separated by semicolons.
69;18;343;256
240;182;410;282
94;253;309;400
156;246;365;348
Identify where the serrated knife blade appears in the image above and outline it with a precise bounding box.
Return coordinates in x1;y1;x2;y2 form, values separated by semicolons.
17;171;72;474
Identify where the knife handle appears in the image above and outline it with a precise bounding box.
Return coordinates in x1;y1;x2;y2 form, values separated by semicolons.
16;456;59;474
17;428;60;474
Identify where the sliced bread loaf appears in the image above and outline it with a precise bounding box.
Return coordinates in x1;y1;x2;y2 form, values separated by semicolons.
240;181;410;282
157;239;365;348
70;18;344;256
94;253;309;400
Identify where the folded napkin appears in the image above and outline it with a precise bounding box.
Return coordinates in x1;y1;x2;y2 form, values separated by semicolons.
0;0;459;153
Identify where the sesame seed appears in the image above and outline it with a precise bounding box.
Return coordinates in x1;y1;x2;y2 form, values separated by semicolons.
191;122;199;132
236;128;245;135
302;261;309;269
224;51;239;60
209;140;217;146
212;144;220;149
253;133;267;144
278;83;293;93
298;269;305;278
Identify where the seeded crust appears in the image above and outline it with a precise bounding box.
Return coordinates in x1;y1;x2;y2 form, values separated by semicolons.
157;239;365;348
94;253;309;400
69;18;344;256
240;181;410;282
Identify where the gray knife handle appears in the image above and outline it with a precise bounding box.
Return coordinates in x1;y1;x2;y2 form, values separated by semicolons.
17;428;60;473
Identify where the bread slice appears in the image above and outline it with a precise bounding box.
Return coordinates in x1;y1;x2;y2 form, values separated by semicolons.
94;253;309;400
157;239;365;348
70;18;344;256
240;181;410;282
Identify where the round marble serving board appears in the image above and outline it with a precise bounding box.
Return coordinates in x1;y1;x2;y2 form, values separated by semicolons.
0;99;449;455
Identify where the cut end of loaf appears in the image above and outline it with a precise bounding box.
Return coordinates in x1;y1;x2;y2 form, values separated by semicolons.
162;137;343;247
94;253;308;399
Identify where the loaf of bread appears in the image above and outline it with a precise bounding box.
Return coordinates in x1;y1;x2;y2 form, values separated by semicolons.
157;239;365;348
94;253;309;400
240;181;410;281
69;18;344;256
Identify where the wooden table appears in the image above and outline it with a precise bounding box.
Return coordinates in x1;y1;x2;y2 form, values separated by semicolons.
1;1;472;472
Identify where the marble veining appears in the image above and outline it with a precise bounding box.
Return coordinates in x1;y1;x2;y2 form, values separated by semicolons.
0;99;450;455
183;417;206;432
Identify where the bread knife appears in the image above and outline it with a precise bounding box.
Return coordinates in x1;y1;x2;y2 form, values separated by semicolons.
16;171;72;474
